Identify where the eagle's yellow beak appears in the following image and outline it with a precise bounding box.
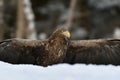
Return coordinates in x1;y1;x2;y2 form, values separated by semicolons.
62;31;71;38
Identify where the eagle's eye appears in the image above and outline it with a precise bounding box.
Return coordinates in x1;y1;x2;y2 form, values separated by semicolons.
62;31;71;38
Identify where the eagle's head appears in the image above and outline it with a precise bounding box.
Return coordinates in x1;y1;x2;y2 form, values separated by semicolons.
49;28;70;43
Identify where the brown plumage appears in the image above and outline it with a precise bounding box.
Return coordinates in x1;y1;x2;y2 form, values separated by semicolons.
0;28;70;67
0;28;120;66
63;39;120;65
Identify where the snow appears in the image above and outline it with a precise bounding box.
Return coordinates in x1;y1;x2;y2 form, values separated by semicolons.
0;61;120;80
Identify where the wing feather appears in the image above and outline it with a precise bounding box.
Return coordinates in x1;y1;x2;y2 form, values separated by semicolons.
64;39;120;65
0;38;46;64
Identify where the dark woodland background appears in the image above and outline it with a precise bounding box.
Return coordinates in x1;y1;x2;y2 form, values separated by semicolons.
0;0;120;41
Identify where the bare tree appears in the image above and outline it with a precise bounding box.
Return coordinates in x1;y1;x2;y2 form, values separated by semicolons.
65;0;77;29
66;0;92;39
23;0;37;39
0;0;4;41
16;0;37;39
16;0;27;38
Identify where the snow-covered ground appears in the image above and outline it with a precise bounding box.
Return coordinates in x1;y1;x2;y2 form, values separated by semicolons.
0;61;120;80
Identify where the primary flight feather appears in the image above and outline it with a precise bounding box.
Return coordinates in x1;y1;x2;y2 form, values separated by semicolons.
64;39;120;65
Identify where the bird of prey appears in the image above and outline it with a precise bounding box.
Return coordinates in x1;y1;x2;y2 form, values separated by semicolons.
0;28;70;67
0;28;120;67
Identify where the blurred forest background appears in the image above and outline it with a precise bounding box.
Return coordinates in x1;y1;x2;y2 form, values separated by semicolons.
0;0;120;41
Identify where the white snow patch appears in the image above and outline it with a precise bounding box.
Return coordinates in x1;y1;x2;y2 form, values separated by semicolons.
0;61;120;80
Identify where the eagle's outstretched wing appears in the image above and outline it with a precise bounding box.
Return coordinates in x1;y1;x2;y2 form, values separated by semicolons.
64;39;120;65
0;38;46;64
0;28;70;67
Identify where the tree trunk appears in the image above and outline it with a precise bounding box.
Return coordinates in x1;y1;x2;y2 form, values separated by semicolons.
23;0;37;39
66;0;77;29
16;0;27;38
0;0;4;41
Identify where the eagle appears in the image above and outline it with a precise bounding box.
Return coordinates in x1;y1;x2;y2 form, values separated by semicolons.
0;28;120;66
0;28;70;67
